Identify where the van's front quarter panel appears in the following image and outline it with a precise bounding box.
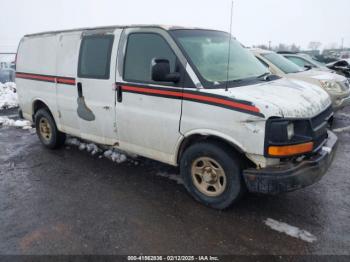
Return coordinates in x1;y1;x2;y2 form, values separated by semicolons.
180;95;267;157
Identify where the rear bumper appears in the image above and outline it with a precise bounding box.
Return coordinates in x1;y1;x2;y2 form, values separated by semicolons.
243;131;338;194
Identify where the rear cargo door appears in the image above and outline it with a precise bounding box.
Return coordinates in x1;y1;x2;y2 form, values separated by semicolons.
75;29;121;145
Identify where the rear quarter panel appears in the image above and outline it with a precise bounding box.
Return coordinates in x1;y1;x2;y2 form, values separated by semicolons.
16;35;58;122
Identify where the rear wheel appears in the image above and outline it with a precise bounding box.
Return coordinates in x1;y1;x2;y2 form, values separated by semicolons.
35;108;66;149
180;142;245;209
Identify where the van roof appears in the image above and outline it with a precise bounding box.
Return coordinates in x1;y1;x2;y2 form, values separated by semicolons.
24;24;223;38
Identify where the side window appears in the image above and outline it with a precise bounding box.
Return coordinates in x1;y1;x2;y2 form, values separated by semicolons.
124;33;176;83
78;35;114;79
286;56;308;67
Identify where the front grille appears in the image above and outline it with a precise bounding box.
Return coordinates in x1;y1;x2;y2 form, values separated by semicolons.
310;106;333;152
310;106;333;130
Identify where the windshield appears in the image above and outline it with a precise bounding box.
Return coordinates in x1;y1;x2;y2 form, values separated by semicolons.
262;53;304;74
302;54;327;68
171;30;269;87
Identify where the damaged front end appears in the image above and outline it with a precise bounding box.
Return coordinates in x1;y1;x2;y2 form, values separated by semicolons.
242;106;337;194
243;131;337;194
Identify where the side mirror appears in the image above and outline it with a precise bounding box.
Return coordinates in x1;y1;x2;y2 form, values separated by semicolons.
151;58;180;83
304;65;312;70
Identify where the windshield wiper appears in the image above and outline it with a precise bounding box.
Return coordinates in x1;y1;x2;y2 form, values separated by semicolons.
257;72;271;80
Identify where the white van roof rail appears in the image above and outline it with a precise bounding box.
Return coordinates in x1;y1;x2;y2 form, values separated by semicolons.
24;25;220;38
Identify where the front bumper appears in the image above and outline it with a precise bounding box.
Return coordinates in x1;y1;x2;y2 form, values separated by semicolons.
243;131;338;194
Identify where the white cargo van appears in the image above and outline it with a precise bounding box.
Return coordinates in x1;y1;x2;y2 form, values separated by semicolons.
16;25;338;209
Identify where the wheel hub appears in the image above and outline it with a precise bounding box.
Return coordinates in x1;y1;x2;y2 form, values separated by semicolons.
39;118;52;142
191;157;227;197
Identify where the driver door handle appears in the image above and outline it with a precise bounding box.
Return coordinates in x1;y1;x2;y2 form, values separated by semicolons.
116;85;123;103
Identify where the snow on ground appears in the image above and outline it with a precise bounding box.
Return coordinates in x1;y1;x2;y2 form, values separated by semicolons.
0;116;32;129
333;125;350;133
264;218;317;243
65;137;130;164
0;82;18;109
66;137;183;182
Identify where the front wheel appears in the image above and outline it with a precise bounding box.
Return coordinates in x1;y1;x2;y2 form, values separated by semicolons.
180;142;245;209
35;108;66;149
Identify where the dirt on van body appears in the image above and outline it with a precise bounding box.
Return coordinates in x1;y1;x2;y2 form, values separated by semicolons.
0;108;349;256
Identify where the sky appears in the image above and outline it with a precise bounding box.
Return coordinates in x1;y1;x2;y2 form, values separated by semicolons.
0;0;349;52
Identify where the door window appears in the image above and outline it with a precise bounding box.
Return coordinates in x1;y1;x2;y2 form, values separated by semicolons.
123;33;176;83
78;35;114;79
286;56;311;68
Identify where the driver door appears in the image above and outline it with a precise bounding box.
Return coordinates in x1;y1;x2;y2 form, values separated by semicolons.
115;28;184;164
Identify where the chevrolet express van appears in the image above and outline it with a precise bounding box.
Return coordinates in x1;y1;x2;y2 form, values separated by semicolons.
16;25;337;209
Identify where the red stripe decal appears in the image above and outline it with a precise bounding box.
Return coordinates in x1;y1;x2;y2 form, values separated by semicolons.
182;92;260;113
16;73;55;82
16;73;76;85
122;85;260;114
57;77;76;85
122;85;183;98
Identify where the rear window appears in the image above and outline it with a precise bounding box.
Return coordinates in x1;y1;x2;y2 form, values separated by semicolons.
78;35;114;79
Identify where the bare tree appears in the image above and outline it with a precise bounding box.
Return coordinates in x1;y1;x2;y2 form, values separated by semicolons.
253;44;269;50
276;43;289;52
254;43;300;52
290;43;301;52
308;41;322;50
325;42;339;50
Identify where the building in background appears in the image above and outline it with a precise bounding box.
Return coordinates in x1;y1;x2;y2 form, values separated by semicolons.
0;53;16;70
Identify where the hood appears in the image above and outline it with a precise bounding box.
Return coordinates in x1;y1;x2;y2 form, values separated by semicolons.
292;69;346;82
326;59;350;68
206;78;331;119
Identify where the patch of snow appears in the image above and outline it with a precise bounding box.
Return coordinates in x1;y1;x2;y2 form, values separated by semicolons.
103;149;127;163
65;136;128;164
86;143;101;155
333;125;350;133
0;82;18;109
156;172;183;185
0;116;32;129
78;143;86;151
264;218;317;243
65;137;81;146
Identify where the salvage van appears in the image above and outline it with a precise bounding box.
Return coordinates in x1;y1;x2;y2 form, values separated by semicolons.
16;25;338;209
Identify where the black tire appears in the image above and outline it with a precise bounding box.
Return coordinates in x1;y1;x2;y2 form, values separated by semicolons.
180;142;245;209
35;108;66;149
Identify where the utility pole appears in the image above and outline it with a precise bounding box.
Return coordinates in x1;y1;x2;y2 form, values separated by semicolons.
268;41;271;50
341;37;344;51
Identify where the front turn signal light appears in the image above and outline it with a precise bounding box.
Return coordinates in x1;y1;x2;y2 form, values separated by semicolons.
268;142;314;157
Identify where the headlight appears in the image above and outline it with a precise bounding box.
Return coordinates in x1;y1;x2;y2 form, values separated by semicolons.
287;123;294;140
319;80;342;92
265;119;313;157
267;121;295;142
